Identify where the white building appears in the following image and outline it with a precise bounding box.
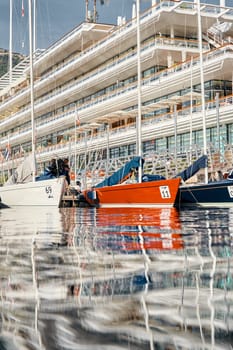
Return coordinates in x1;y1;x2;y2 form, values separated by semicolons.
1;0;233;185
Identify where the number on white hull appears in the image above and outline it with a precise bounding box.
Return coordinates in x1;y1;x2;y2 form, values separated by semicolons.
227;186;233;198
159;186;171;199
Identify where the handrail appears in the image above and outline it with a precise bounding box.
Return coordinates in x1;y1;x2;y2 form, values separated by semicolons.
2;0;227;109
1;44;232;148
2;94;233;159
0;40;230;131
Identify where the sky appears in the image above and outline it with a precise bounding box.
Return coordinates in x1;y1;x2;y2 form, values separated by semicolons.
0;0;151;55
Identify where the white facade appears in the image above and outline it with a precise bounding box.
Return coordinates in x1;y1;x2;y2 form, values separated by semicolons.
1;1;233;184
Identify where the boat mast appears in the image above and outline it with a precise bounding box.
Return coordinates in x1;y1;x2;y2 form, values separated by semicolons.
33;0;36;52
28;0;36;182
85;0;89;21
189;56;193;160
9;0;13;85
93;0;97;22
136;0;142;182
197;0;208;183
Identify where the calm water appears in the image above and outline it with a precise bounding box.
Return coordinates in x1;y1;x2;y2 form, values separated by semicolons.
0;206;232;350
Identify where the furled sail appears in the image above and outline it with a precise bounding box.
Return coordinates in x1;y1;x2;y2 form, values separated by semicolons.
95;156;144;188
174;155;208;182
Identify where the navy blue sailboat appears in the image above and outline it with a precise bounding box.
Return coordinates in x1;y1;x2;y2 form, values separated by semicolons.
174;1;233;208
175;155;233;208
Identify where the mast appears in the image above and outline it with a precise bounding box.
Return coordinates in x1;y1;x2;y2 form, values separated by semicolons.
197;0;208;183
93;0;97;22
74;106;79;184
189;56;193;159
136;0;142;182
33;0;36;52
85;0;89;21
28;0;36;182
9;0;13;85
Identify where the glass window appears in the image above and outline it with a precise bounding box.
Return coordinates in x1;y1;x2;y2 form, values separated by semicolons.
128;144;136;155
143;139;155;154
155;138;167;152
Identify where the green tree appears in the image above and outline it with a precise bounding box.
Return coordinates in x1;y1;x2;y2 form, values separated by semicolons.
0;51;23;78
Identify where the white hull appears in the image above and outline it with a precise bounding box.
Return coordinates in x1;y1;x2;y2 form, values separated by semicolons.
0;177;65;207
98;203;174;208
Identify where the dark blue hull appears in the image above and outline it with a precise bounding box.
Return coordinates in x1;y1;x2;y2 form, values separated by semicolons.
176;180;233;207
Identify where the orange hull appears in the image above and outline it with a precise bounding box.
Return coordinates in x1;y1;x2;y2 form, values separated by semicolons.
96;207;183;251
85;178;180;208
96;207;181;229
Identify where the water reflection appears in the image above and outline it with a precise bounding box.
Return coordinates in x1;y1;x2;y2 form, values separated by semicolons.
0;207;232;349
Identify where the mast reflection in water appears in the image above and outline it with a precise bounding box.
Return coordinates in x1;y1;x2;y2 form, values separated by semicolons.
0;206;232;349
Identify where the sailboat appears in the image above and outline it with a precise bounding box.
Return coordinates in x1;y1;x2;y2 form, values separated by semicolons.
172;154;233;207
83;0;180;208
175;0;233;208
0;0;65;207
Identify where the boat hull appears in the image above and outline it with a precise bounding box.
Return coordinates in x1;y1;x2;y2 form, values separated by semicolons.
84;178;180;208
0;177;65;207
177;180;233;207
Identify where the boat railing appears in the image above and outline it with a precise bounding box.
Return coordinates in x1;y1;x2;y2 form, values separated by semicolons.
1;138;232;181
74;143;222;188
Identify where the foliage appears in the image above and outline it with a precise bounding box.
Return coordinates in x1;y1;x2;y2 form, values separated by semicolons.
0;49;23;78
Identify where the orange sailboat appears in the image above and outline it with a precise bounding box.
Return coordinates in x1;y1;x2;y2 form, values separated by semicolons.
83;0;180;209
84;157;180;208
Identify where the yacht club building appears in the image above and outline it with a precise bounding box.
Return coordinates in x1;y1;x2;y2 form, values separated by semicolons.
1;0;233;185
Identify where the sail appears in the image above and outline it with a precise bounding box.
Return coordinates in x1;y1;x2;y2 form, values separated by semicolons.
174;155;208;182
95;156;144;188
5;154;34;185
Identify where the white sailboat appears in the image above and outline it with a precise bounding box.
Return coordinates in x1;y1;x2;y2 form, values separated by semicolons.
0;0;65;207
